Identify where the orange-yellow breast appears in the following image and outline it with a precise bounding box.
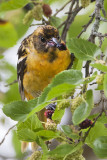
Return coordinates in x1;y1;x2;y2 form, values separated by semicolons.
23;48;71;99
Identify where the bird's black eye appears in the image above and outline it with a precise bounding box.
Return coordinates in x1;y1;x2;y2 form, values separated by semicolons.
41;37;46;43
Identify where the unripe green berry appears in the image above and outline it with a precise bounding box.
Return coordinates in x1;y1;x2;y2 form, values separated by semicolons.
65;148;84;160
71;96;83;113
81;0;90;8
23;10;33;24
96;74;104;85
63;90;75;99
57;100;70;110
32;5;43;21
45;119;57;131
29;151;41;160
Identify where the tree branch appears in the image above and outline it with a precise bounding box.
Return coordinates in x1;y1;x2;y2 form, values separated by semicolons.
53;0;72;17
88;0;106;44
61;0;83;42
0;124;16;145
77;12;95;38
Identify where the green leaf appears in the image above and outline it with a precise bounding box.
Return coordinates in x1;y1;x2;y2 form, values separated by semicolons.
90;63;107;72
47;142;82;158
0;21;18;48
61;125;78;140
72;58;83;70
39;70;83;103
17;128;37;142
93;136;107;158
43;0;65;4
97;113;107;124
103;73;107;97
86;122;107;147
36;130;60;141
12;131;23;158
96;84;103;90
61;125;72;135
47;144;74;158
72;90;93;125
3;98;38;121
67;38;101;60
0;0;30;12
50;16;62;28
84;71;97;84
37;137;48;160
17;114;43;131
27;101;50;119
52;108;65;121
0;55;4;59
46;83;75;101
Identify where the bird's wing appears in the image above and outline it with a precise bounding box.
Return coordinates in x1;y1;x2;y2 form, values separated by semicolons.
17;44;27;101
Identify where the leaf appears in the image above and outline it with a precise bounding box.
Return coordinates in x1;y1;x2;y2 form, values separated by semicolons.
52;107;65;121
3;98;38;121
27;101;50;119
61;125;78;140
47;144;74;158
37;137;48;160
86;122;107;147
93;136;107;158
95;84;103;90
72;90;93;125
35;130;60;141
97;113;107;124
0;0;30;12
12;131;23;158
67;38;101;60
17;114;43;131
47;142;82;158
0;55;4;59
0;21;18;48
62;125;72;135
46;83;75;101
17;128;37;142
103;73;107;97
50;16;62;28
39;70;83;103
43;0;65;4
72;58;83;70
90;63;107;72
84;71;97;84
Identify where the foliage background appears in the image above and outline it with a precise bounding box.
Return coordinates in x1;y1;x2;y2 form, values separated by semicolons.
0;0;107;160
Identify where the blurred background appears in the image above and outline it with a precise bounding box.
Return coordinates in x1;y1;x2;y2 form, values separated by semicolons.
0;0;107;159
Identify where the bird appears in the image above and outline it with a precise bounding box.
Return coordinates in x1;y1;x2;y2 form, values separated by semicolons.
17;25;72;152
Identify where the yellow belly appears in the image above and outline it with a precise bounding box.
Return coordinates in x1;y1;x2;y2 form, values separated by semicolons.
23;49;71;98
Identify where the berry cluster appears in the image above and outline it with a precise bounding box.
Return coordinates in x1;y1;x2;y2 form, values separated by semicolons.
44;110;54;119
79;119;93;129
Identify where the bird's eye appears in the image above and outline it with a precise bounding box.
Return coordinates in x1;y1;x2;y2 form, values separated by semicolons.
41;37;46;43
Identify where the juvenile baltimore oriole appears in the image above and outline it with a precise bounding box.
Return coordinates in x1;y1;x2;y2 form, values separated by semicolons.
17;25;72;151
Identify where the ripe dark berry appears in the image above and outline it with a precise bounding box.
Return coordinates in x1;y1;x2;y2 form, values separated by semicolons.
42;4;52;17
44;110;54;119
79;119;93;129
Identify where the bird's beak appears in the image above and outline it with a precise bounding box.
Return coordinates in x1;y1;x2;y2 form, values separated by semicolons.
47;38;60;48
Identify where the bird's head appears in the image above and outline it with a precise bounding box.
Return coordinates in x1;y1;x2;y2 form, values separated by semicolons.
33;25;67;53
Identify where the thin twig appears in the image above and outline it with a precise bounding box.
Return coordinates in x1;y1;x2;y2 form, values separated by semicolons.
53;0;72;17
61;0;83;41
0;124;16;145
77;12;95;38
82;108;104;143
57;20;66;29
5;80;18;87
